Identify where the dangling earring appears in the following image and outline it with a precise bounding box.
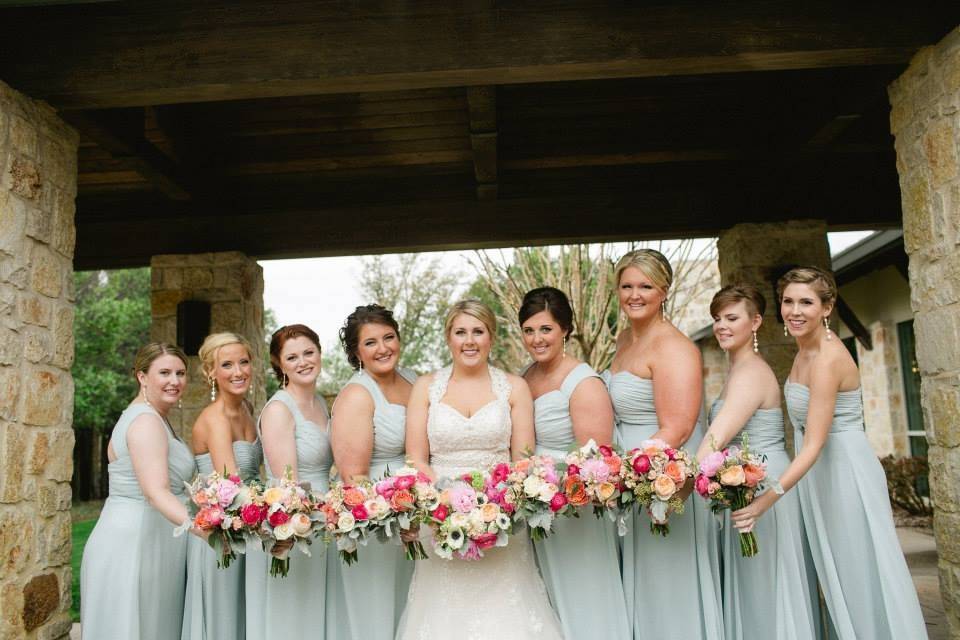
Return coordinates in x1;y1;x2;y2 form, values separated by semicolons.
824;316;832;340
562;336;567;358
752;331;759;353
359;359;364;375
141;386;152;408
178;398;183;410
209;379;217;403
661;301;667;321
783;324;789;337
280;373;287;389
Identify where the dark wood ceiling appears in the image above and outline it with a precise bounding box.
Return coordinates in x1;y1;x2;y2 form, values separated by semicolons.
0;1;956;269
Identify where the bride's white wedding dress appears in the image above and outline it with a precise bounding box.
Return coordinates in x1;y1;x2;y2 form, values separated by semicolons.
396;366;564;640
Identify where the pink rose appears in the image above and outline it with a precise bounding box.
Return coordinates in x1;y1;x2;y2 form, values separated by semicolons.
268;510;289;527
694;474;712;497
431;504;449;522
664;448;677;460
491;463;510;484
351;504;369;521
395;475;416;490
566;463;581;477
228;474;242;484
216;481;240;507
474;532;498;550
598;445;613;457
699;451;726;477
632;454;651;475
549;492;568;512
375;478;397;499
240;503;267;526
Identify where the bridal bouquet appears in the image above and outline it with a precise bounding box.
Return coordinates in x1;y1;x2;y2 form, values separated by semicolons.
695;438;767;557
247;471;326;577
622;439;695;536
181;470;253;568
429;477;512;560
374;467;439;561
494;456;575;540
563;440;626;520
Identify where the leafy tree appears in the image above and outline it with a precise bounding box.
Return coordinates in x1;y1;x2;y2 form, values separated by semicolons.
263;307;281;398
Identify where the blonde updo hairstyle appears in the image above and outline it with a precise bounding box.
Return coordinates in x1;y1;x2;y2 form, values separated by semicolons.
776;267;837;308
198;332;253;384
444;299;497;338
614;249;674;294
132;342;188;382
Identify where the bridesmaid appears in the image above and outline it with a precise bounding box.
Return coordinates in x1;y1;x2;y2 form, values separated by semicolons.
604;249;723;640
245;324;343;640
696;285;819;639
519;287;630;640
182;333;262;640
331;305;416;640
731;267;927;639
81;342;200;639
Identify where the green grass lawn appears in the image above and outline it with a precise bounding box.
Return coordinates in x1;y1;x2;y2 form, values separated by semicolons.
71;507;100;623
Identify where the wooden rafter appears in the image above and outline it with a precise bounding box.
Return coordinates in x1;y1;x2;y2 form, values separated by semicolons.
467;86;498;201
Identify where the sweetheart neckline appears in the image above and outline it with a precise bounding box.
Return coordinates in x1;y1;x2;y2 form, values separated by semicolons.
437;398;499;421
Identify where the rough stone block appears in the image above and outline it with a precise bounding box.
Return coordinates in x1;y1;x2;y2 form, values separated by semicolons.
36;483;71;518
17;293;50;327
0;328;22;366
924;379;960;448
924;118;960;187
36;614;72;640
21;573;58;632
182;267;214;289
50;190;75;261
936;510;960;565
0;190;27;256
22;326;49;364
211;302;242;332
162;267;183;290
901;174;936;255
36;512;70;570
50;306;73;369
929;445;960;513
1;580;24;632
151;289;183;317
0;423;26;502
29;244;61;299
0;252;30;290
39;430;72;482
914;307;960;376
0;366;19;421
0;510;34;573
22;369;64;427
9;158;41;201
9;116;38;158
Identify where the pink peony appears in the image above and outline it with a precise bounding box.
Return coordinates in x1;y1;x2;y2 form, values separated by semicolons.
699;451;726;477
449;484;477;514
549;492;568;512
632;454;651;475
581;459;610;483
394;475;416;490
216;481;240;507
240;503;267;526
351;504;369;521
268;510;289;527
695;474;712;497
375;477;397;499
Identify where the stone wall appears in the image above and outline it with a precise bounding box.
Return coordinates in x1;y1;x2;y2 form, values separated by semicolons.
0;80;78;639
889;25;960;637
716;220;833;452
150;252;265;443
857;320;910;457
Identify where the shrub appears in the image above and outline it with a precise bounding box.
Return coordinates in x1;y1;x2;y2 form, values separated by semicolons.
880;455;931;516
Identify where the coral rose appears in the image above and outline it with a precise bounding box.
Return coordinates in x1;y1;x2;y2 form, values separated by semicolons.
664;460;686;484
343;487;365;507
195;506;225;529
653;475;677;500
604;455;622;475
719;465;746;487
743;463;765;488
564;477;589;507
596;482;617;502
390;489;415;512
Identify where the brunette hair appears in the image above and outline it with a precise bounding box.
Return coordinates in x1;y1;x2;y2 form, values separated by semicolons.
339;304;401;370
518;287;574;338
614;249;673;292
132;342;188;382
269;324;321;381
709;284;766;318
776;266;837;306
443;300;497;337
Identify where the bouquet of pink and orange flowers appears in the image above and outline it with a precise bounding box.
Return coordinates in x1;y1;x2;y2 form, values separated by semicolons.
621;439;695;536
322;479;393;565
490;456;576;540
181;470;252;568
429;475;513;560
563;440;626;526
374;467;439;561
695;438;767;557
245;471;327;577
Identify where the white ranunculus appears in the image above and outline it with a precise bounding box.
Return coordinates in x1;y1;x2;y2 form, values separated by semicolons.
337;512;356;532
523;475;544;498
273;522;294;541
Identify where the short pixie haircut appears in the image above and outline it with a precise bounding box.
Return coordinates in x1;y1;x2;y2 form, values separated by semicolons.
776;267;837;306
269;324;320;381
444;300;496;337
709;284;766;318
339;304;401;370
518;287;574;337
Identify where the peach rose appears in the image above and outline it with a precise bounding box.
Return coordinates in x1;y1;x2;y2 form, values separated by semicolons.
653;474;677;500
343;487;365;507
513;459;531;474
596;482;617;502
390;489;415;512
719;465;746;487
664;460;686;484
479;502;500;523
262;487;284;505
564;477;590;507
290;512;312;536
743;463;765;488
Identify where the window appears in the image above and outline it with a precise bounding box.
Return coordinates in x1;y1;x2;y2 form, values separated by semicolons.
897;320;928;496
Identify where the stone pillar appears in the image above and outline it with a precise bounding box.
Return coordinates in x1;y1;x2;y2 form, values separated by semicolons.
150;252;265;443
0;80;78;639
716;220;832;451
889;25;960;637
857;321;910;457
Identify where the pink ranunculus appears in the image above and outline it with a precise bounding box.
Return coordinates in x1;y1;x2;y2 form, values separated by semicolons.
549;492;568;512
351;504;369;521
598;444;613;457
491;463;510;484
431;504;449;522
394;475;416;490
664;448;677;460
375;478;396;499
268;510;289;527
240;503;266;526
581;459;610;483
695;474;712;497
566;463;581;477
632;454;651;475
699;451;726;477
474;532;498;550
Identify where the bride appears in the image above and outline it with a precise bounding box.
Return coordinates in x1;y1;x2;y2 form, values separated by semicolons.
398;300;564;640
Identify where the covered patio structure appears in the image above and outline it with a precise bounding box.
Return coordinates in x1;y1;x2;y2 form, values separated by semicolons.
0;3;958;637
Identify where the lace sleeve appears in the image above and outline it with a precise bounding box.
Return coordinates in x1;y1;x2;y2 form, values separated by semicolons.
489;366;512;402
428;366;452;407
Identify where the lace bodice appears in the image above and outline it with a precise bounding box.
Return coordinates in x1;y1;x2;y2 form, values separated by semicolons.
427;365;512;478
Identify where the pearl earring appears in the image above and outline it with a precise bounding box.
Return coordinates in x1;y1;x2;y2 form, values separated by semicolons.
783;324;789;337
562;337;567;357
209;379;217;403
824;316;832;340
280;373;287;389
359;359;364;375
753;331;759;353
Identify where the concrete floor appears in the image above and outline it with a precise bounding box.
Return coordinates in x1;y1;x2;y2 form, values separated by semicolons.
70;527;949;640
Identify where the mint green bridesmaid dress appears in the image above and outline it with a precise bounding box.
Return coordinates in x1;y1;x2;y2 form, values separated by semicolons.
181;439;263;639
786;382;927;639
710;399;820;639
605;371;723;640
532;362;630;640
81;404;197;639
244;390;344;640
333;368;416;640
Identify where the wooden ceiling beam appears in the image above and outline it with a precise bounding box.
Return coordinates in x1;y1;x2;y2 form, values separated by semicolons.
467;86;498;201
0;1;952;109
